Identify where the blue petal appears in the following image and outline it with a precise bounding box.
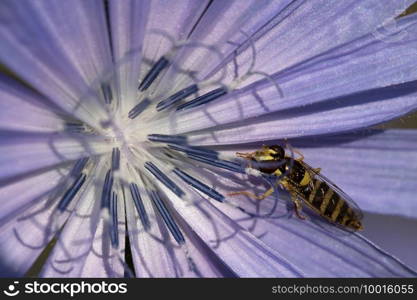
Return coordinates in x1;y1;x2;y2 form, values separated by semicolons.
41;159;125;277
0;133;108;185
233;202;417;277
197;169;417;277
0;75;63;133
0;0;112;124
167;0;293;85
108;0;149;114
159;185;303;277
360;212;417;271
217;0;416;86
157;13;417;140
0;166;72;276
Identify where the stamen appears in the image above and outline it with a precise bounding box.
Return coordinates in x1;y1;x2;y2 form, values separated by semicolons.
168;144;218;159
111;148;120;171
64;122;85;133
148;189;185;245
156;84;198;111
176;87;227;111
109;191;119;248
173;168;224;202
128;98;151;119
148;134;187;144
138;56;169;92
186;154;245;174
101;83;113;104
144;162;185;197
69;157;89;177
101;169;113;209
57;173;87;211
129;183;150;230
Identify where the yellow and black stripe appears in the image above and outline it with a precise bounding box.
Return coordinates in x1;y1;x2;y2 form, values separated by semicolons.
303;179;354;226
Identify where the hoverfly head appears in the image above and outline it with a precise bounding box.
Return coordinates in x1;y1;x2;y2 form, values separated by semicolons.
269;145;285;160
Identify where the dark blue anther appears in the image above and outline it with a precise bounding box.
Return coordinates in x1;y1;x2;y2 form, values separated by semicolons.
70;157;89;177
168;144;218;159
187;154;245;174
111;148;120;171
156;84;198;111
147;134;187;144
176;87;227;111
128;98;151;119
138;56;169;92
144;162;185;197
173;168;224;202
129;183;150;230
64;122;85;133
101;169;113;209
57;173;87;211
109;191;119;248
148;190;185;245
101;83;113;104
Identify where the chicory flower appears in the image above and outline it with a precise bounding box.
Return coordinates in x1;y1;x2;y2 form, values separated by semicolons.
0;0;417;277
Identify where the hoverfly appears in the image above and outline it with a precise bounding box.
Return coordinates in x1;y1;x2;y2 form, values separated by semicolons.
229;145;363;231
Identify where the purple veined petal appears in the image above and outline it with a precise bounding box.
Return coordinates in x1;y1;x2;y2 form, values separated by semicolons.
41;159;108;277
0;203;56;276
180;83;417;145
123;165;226;277
0;167;70;226
109;0;210;115
213;0;416;87
0;133;110;185
108;0;150;115
0;165;74;276
0;0;112;125
149;13;417;137
141;0;210;65
210;195;417;277
139;0;211;74
0;75;64;133
124;176;188;277
158;185;303;277
359;213;417;271
162;0;293;86
78;197;126;278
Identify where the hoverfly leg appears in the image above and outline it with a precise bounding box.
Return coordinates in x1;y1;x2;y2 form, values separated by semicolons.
288;190;306;220
227;191;256;198
258;187;274;200
236;151;256;160
312;168;321;174
293;198;306;220
227;187;274;201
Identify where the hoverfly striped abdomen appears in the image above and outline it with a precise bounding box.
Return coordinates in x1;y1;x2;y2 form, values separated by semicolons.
299;177;362;231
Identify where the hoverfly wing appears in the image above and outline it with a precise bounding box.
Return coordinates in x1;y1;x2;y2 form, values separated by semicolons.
303;163;363;221
285;186;354;236
287;161;363;236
